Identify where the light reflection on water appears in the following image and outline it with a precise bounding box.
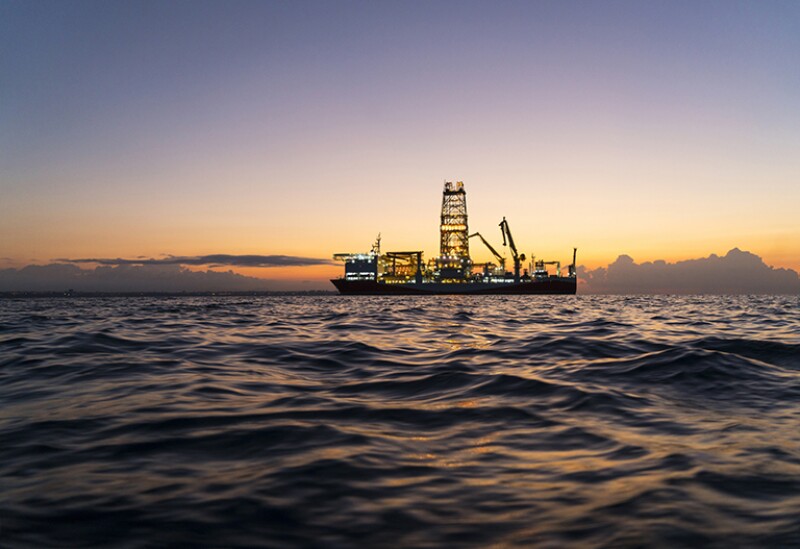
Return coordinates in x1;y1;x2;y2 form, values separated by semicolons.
1;295;799;547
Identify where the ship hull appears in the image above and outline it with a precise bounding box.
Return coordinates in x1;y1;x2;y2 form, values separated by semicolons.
331;278;576;295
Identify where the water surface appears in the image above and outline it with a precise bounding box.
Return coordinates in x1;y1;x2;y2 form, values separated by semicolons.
2;295;799;547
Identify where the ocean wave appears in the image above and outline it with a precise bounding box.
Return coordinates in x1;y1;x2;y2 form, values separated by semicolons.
1;295;799;547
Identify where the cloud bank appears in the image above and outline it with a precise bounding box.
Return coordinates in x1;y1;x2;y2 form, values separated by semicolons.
0;264;275;293
0;254;335;292
579;248;799;294
59;254;333;268
1;248;797;294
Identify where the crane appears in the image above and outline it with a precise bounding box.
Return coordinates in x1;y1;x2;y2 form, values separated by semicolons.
468;232;505;273
569;248;577;277
499;217;526;283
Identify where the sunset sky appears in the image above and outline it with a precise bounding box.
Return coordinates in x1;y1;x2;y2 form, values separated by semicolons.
2;1;799;287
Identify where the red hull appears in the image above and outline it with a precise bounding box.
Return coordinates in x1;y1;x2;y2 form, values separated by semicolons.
331;278;576;295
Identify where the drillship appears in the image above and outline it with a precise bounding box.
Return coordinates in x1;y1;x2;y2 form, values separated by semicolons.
331;181;577;295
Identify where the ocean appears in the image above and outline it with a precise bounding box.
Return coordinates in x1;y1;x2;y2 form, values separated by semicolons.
1;295;799;548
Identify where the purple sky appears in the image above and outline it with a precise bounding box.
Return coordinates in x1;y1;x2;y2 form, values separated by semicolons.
2;1;799;285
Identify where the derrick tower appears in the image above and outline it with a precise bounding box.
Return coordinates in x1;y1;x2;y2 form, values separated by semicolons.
440;181;469;260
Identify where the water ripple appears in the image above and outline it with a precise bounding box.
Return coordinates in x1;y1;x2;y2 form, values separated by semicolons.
1;294;799;547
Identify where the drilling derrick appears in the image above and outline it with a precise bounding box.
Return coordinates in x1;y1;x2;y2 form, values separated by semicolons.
438;181;470;279
440;181;469;257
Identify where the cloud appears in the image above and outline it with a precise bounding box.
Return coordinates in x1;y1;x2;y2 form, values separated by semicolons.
579;248;799;294
2;248;796;294
0;263;275;292
58;254;333;268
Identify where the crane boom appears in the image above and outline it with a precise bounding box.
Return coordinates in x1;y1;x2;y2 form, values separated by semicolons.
499;217;526;283
499;217;518;260
468;232;504;265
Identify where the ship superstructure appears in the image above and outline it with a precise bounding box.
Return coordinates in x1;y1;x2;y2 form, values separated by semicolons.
331;181;577;295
